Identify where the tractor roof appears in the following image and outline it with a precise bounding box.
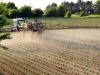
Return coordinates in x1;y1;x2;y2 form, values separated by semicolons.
13;18;25;22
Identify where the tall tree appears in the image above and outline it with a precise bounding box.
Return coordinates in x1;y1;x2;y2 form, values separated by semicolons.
77;0;84;11
57;5;65;17
46;3;57;9
61;2;70;12
51;3;57;7
19;6;32;18
5;2;17;9
94;0;100;13
69;2;75;13
0;2;6;15
32;8;43;17
85;1;94;14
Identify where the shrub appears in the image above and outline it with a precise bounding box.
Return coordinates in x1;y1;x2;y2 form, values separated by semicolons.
44;7;58;17
80;11;85;17
0;15;11;49
65;11;72;18
0;15;8;28
32;8;43;17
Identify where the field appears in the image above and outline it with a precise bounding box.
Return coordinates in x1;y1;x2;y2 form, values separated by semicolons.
27;18;100;29
2;18;100;30
0;29;100;75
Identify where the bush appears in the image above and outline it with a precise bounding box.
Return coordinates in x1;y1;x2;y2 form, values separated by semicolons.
44;7;58;17
32;8;43;17
0;15;11;49
65;11;72;18
0;15;8;28
5;2;17;9
3;9;10;18
80;12;85;17
0;15;12;28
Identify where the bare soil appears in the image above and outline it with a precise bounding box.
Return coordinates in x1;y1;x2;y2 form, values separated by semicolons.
0;29;100;75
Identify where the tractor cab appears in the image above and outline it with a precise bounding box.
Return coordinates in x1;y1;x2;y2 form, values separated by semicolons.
11;18;26;31
13;18;26;26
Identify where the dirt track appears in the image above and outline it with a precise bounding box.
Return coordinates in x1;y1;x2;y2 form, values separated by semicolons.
0;29;100;75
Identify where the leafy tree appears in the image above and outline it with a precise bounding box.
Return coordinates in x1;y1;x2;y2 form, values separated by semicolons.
46;3;57;9
3;9;10;18
69;2;75;13
62;1;78;13
51;3;57;7
0;15;8;28
57;5;65;17
9;9;19;18
44;7;58;17
0;15;11;49
19;6;32;18
46;4;51;9
77;0;82;3
85;1;94;14
61;2;70;12
94;0;100;14
5;2;17;9
61;0;94;14
0;3;5;15
0;2;15;18
77;0;83;11
32;8;43;17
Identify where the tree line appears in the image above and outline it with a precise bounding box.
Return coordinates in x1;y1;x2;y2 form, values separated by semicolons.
0;0;100;18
